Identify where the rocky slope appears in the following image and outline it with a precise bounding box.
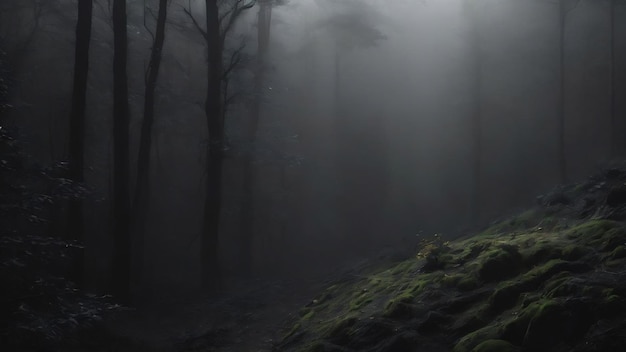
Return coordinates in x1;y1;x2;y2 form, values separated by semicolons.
275;168;626;352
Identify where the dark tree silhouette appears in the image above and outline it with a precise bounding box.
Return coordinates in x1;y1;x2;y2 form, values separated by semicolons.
202;0;223;290
558;0;567;184
240;0;272;275
67;0;92;286
185;0;255;289
111;0;131;304
609;0;618;157
132;0;169;289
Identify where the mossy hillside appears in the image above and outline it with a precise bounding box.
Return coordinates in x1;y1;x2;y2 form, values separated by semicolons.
276;169;626;352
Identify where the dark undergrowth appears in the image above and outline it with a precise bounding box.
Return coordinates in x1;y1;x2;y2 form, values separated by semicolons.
0;120;119;351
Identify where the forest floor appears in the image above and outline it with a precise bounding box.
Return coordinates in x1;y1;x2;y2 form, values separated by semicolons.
5;117;626;351
95;278;326;352
86;166;626;352
88;256;405;352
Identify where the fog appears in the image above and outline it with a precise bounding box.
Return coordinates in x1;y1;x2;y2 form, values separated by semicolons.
1;0;624;298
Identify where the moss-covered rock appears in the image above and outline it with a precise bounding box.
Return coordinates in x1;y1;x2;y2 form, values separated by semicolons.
477;245;522;282
276;169;626;352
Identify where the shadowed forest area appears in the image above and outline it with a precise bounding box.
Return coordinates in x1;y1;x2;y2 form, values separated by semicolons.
1;0;626;351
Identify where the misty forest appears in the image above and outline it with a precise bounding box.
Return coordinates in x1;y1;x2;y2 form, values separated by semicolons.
2;0;626;351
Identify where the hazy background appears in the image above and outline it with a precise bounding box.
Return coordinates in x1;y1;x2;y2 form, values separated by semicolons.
1;0;624;296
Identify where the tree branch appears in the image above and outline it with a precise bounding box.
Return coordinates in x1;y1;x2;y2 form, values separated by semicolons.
181;3;208;41
143;0;155;43
221;43;245;81
220;0;256;46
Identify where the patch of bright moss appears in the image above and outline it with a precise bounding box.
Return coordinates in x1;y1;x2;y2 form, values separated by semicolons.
565;220;623;242
349;290;373;311
521;259;591;285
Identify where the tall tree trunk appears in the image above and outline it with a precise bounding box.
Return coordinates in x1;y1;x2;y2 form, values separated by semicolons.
112;0;131;304
132;0;168;292
239;0;271;275
68;0;92;286
201;0;224;289
558;0;567;184
609;0;617;157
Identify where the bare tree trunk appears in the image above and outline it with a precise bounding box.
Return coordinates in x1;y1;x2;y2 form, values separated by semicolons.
132;0;168;293
112;0;131;304
558;0;567;184
609;0;617;157
239;0;271;275
201;0;224;289
68;0;92;286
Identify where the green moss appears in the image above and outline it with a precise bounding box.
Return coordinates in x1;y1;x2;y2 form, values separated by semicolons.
299;307;312;317
368;276;384;286
453;325;503;352
285;322;302;339
324;315;358;341
561;244;587;261
501;298;549;345
477;226;502;238
470;339;520;352
276;178;626;352
501;297;594;349
521;259;590;286
390;260;416;275
490;280;526;313
477;245;522;282
544;275;578;298
457;274;480;291
565;220;622;241
301;309;315;321
521;244;562;266
441;274;463;287
383;292;415;318
460;240;492;262
349;291;373;311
